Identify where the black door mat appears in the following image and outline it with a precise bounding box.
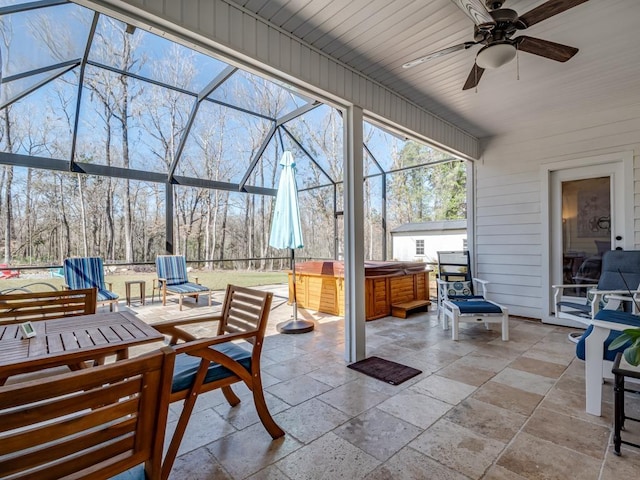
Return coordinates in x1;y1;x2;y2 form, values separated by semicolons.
347;356;422;385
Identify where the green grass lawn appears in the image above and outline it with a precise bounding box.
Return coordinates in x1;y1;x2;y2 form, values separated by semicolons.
0;270;288;300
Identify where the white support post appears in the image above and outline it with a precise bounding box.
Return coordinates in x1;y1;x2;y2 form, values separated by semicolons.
343;105;366;363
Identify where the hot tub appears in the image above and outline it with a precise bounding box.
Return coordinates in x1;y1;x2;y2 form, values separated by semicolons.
288;261;432;321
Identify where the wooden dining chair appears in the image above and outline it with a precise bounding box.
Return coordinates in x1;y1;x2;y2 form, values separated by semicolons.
0;346;175;480
152;285;285;479
0;287;97;326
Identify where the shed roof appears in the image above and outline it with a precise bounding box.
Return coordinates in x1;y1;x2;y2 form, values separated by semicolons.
390;220;467;234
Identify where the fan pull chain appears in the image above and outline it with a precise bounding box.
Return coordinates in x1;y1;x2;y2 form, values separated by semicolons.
516;43;520;81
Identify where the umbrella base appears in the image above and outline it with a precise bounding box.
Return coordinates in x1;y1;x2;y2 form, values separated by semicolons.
277;319;314;334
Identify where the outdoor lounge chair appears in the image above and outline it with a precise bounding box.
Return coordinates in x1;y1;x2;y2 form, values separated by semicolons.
152;285;284;478
0;264;19;279
0;346;175;480
552;250;640;329
63;256;119;311
154;255;211;310
575;294;640;416
436;250;509;341
436;250;487;321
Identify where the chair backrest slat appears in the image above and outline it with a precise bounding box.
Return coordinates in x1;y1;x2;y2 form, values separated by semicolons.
0;288;97;325
219;285;272;337
437;250;474;294
64;257;107;290
156;256;189;286
0;347;174;480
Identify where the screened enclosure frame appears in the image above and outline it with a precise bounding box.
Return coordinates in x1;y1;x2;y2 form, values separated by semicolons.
0;0;461;260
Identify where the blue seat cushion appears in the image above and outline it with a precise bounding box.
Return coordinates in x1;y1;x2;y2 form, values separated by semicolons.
449;295;485;301
171;342;252;393
97;289;119;301
166;282;209;294
450;300;503;314
109;465;145;480
576;310;640;361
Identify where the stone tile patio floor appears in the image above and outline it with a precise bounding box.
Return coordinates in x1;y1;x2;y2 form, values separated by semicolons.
45;286;640;478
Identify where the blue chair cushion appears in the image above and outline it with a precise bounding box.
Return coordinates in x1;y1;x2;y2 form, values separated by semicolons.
576;310;640;361
109;465;145;480
446;281;472;296
156;256;189;286
166;282;209;294
451;300;503;314
97;289;119;302
64;257;107;290
171;342;252;393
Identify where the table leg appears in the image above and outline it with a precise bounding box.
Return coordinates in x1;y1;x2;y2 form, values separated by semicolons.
614;371;624;455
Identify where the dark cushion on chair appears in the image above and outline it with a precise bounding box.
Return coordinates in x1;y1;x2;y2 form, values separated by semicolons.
451;300;503;314
171;342;252;393
575;310;640;361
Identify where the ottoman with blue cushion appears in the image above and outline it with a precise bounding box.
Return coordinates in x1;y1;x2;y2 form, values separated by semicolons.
441;299;509;341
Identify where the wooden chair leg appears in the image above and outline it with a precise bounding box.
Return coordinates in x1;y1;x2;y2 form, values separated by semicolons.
221;385;241;406
162;361;208;480
250;377;285;439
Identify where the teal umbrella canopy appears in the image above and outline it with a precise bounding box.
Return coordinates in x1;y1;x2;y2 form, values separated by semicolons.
269;151;304;250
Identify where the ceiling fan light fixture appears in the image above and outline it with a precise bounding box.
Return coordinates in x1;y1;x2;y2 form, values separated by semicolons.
476;43;516;69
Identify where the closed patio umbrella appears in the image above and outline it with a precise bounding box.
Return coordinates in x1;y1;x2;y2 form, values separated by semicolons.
269;151;314;334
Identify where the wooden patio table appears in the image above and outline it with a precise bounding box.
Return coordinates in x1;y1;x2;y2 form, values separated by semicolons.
0;311;163;385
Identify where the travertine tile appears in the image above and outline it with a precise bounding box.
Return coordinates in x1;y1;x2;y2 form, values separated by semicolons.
491;367;556;396
276;432;380;479
509;355;568;379
164;407;237;457
317;380;391;417
410;419;505;478
206;423;302;479
409;373;477;405
246;465;293;480
497;432;602;479
273;398;349;444
376;389;452;429
213;390;291;431
524;407;611;459
437;361;495;387
333;408;422;461
601;446;640;478
471;380;543;416
445;397;527;443
364;447;469;480
168;446;231;480
265;374;333;405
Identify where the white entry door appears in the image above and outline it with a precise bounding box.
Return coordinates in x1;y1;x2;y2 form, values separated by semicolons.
542;152;633;326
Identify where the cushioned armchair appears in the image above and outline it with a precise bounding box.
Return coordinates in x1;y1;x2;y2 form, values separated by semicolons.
155;255;211;310
152;285;285;478
63;257;119;311
552;250;640;328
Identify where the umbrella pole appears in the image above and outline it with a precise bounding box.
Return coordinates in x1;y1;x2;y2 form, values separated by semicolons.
277;248;314;334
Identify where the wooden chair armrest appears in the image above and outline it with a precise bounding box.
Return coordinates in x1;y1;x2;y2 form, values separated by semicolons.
171;331;257;354
153;314;223;344
152;314;222;330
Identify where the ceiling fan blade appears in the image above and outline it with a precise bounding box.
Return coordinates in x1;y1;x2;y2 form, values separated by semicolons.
403;42;477;69
518;0;589;28
516;36;578;62
450;0;495;29
462;63;485;90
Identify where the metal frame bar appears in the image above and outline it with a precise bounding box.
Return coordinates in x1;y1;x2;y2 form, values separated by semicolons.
0;62;79;110
0;0;68;16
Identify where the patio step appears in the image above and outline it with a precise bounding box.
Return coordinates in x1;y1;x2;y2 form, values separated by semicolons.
391;300;431;319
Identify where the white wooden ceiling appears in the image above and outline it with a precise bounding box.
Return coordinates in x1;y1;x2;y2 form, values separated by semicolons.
226;0;640;139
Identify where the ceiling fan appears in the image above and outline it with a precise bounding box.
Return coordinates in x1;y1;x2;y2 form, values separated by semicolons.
403;0;589;90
